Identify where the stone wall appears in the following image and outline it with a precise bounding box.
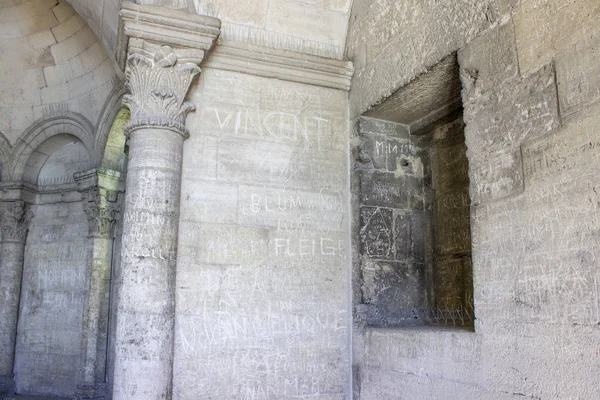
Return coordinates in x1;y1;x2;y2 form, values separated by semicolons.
345;0;519;118
354;1;600;399
353;117;428;327
171;67;351;399
14;201;88;397
0;0;118;147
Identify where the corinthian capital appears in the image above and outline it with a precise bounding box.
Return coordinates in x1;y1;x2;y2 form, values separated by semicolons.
0;201;34;243
117;3;221;138
123;43;201;138
82;189;120;239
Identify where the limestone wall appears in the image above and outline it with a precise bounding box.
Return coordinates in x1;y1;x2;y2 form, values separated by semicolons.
171;68;351;399
67;0;352;60
14;201;88;397
354;1;600;399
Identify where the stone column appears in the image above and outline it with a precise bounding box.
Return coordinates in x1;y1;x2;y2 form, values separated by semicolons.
112;41;213;400
112;7;219;397
0;201;33;395
74;168;122;400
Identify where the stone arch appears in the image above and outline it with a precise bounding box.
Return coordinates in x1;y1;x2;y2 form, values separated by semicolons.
11;113;95;183
93;84;128;167
0;131;12;181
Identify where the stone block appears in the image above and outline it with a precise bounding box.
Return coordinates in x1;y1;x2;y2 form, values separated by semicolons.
386;137;418;175
18;11;59;36
469;150;523;205
180;181;238;224
555;32;600;117
458;21;519;92
178;222;271;266
357;133;388;170
50;25;96;63
360;206;393;259
361;260;425;327
266;0;348;44
0;87;42;107
521;102;600;187
196;0;269;27
29;30;56;49
51;0;75;23
360;171;423;209
358;117;409;138
237;184;345;233
217;139;346;191
463;63;559;156
51;13;85;42
514;0;600;75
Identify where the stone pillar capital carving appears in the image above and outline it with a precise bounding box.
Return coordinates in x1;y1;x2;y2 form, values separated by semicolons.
81;189;119;239
0;201;34;244
75;168;122;239
117;3;221;138
123;43;201;138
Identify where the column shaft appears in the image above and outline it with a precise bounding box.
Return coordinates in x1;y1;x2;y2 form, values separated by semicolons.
112;128;183;400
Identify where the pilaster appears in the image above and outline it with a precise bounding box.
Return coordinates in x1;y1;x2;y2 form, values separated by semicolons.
74;168;122;400
0;201;34;396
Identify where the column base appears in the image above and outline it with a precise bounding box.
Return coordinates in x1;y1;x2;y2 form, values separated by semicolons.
75;383;107;400
0;375;14;396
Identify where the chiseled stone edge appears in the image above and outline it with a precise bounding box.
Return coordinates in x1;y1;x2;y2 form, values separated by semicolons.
205;40;354;91
116;2;221;71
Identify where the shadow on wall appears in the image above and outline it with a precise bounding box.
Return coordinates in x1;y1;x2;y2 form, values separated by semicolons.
353;54;474;330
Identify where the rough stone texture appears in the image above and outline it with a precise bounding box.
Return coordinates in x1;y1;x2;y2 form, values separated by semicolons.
513;0;600;76
14;202;88;397
356;1;600;398
364;54;462;127
353;112;474;331
346;0;520;119
172;68;350;399
353;117;428;327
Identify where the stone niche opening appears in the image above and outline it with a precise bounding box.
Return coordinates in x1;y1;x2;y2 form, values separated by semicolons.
354;54;474;329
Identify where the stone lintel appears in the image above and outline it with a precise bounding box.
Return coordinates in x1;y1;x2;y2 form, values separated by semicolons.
74;168;124;194
205;40;354;91
116;2;221;70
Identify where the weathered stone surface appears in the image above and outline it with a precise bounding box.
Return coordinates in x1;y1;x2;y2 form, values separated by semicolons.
360;171;423;209
458;21;519;92
463;63;559;204
173;68;350;399
555;31;600;117
14;202;87;397
514;0;600;75
347;0;498;118
361;260;425;327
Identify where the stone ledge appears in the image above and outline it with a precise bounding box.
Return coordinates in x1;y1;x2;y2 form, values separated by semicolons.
116;2;221;70
204;40;354;91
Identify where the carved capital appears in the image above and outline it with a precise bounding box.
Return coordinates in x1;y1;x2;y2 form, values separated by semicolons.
123;43;201;138
0;201;34;244
82;190;120;239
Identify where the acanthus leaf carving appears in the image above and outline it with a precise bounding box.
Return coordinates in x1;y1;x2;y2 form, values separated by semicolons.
123;44;201;138
0;201;35;243
82;190;120;239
